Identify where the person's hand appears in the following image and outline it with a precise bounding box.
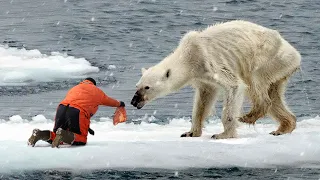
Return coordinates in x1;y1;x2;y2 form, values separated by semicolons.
119;101;125;107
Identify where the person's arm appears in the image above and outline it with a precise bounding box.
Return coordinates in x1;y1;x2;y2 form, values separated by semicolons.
99;89;124;107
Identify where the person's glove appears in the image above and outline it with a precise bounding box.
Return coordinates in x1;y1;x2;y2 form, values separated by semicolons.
119;101;125;107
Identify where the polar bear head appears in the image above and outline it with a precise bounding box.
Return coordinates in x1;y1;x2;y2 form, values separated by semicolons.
131;31;199;109
131;65;172;109
131;59;190;109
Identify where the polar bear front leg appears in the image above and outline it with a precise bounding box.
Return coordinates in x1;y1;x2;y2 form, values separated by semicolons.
212;86;244;139
181;85;218;137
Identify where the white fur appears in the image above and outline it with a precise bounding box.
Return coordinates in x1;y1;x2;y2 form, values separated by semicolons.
135;20;301;139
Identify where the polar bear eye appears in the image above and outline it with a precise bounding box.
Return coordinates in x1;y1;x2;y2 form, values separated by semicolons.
166;69;171;78
145;86;150;90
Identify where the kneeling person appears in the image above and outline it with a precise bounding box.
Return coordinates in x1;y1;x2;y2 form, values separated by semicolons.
28;77;125;148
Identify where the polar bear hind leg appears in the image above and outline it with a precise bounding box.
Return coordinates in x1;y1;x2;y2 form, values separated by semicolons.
238;79;272;125
268;77;296;135
239;38;300;135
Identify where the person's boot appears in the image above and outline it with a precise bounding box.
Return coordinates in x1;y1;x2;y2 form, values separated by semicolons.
52;128;75;148
28;129;51;147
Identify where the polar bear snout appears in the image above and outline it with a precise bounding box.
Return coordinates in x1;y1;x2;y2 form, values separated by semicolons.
131;91;146;109
131;92;140;107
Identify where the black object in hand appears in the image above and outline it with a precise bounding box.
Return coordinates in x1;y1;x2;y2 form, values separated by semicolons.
120;101;125;107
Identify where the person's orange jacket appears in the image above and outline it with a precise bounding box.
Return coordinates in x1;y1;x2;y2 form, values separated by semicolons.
60;80;120;118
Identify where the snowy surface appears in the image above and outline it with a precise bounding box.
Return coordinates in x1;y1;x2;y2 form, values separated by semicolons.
0;45;99;85
0;115;320;173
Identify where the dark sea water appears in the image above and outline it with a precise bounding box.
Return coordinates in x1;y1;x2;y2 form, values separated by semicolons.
1;167;320;180
0;0;320;179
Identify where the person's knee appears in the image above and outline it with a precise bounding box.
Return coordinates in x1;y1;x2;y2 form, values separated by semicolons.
74;133;87;143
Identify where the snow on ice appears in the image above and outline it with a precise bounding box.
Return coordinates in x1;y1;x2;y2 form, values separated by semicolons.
0;45;99;85
0;115;319;172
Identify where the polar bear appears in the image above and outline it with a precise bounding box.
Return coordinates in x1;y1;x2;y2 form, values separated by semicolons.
131;20;301;139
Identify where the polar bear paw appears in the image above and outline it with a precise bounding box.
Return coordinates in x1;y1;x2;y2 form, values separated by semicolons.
211;132;236;139
180;132;193;137
269;130;285;136
238;113;257;124
180;131;201;137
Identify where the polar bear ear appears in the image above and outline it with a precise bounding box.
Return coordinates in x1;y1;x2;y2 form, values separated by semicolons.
141;67;147;75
